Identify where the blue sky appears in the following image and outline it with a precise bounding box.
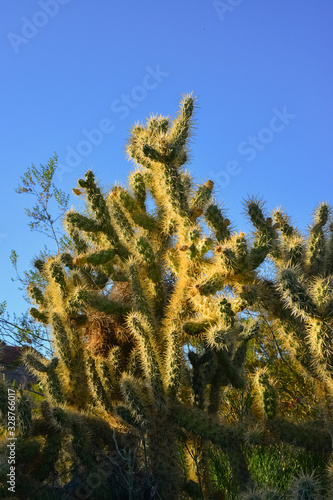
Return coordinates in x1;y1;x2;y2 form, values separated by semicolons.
1;0;333;320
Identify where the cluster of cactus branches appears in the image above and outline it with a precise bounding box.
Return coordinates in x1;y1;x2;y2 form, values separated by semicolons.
1;95;333;499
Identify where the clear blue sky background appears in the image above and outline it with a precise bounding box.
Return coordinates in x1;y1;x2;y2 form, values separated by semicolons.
1;0;332;321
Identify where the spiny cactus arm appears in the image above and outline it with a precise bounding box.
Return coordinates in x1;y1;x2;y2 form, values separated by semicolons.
73;248;117;267
207;366;225;415
327;221;333;274
70;414;96;468
82;411;129;446
17;391;33;437
66;210;103;234
112;184;137;213
165;246;181;275
204;322;236;350
86;356;112;412
303;320;333;383
182;319;212;336
240;489;281;500
246;280;302;331
180;234;214;264
145;414;185;499
132;210;158;232
128;111;193;218
127;258;153;320
127;313;165;409
206;331;247;415
77;170;114;231
74;289;129;315
129;115;175;165
261;373;277;420
67;225;89;254
234;232;249;267
278;268;317;319
127;348;143;377
128;170;146;209
49;260;68;298
120;373;149;427
147;113;170;134
111;183;158;231
45;405;72;433
306;202;330;275
51;313;72;369
139;142;164;165
49;403;124;449
282;235;306;268
271;208;306;267
23;355;65;406
246;198;272;233
107;345;122;378
250;368;278;422
232;320;260;369
164;327;183;400
188;350;216;409
244;199;278;263
126;126;155;169
191;295;235;333
194;271;226;296
219;246;238;274
159;161;190;217
74;263;111;290
135;235;156;265
190;180;214;215
46;359;65;404
237;283;260;310
0;379;8;430
310;277;333;318
219;297;236;326
168;93;195;152
29;307;48;324
66;328;90;408
28;285;45;306
116;405;140;429
215;346;247;389
32;256;46;273
249;232;276;270
272;208;297;238
135;236;165;310
106;194;135;242
98;359;114;397
67;208;128;257
204;203;231;242
22;349;49;374
59;251;75;269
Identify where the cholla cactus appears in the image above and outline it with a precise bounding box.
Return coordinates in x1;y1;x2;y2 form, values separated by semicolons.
240;203;333;440
1;96;332;498
11;95;257;497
